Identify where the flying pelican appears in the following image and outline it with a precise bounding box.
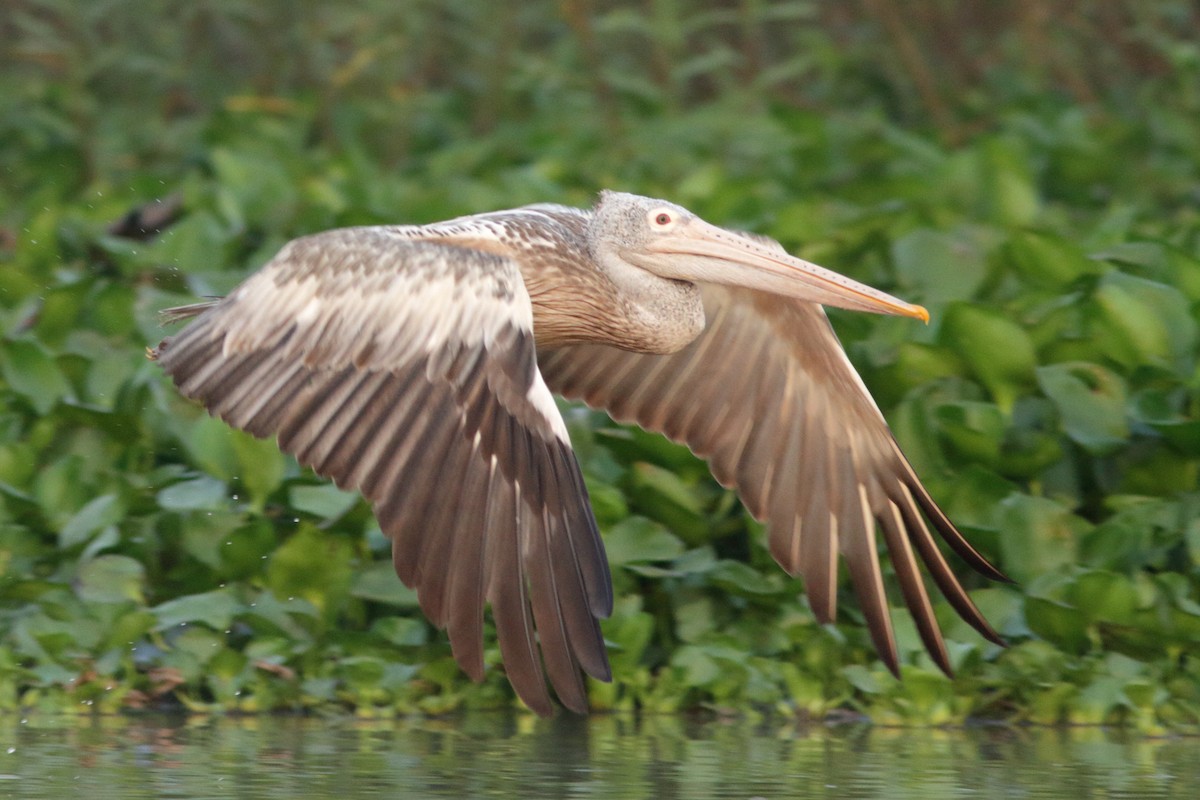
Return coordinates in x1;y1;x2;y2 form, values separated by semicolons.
151;191;1006;715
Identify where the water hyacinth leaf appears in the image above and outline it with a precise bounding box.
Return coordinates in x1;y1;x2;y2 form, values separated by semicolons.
940;136;1039;227
841;663;885;694
1005;231;1099;289
1093;241;1200;302
933;400;1005;465
206;648;250;702
892;227;988;305
707;560;780;596
84;350;140;409
231;429;287;507
75;554;145;604
995;494;1084;583
266;524;354;618
87;282;138;337
1092;272;1196;373
211;147;299;227
184;415;241;480
583;479;629;527
939;303;1036;413
1131;388;1200;457
674;597;717;643
351;561;419;607
1035;362;1129;455
152;588;244;631
178;509;243;571
1024;596;1089;655
672;645;721;687
1;340;72;415
885;342;964;396
242;591;319;641
58;493;125;548
597;426;708;473
372;617;428;647
939;465;1019;531
0;441;37;486
603;516;686;566
626;462;709;543
151;211;233;274
288;483;360;520
889;393;954;482
220;518;279;578
1188;517;1200;565
1078;499;1165;571
994;397;1065;478
34;283;89;347
1117;445;1199;496
157;475;229;511
1068;571;1138;626
32;457;94;530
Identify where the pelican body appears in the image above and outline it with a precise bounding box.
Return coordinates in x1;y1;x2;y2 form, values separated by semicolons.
152;191;1006;715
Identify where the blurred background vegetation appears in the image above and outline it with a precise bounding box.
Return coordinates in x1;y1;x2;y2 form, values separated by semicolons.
1;0;1198;729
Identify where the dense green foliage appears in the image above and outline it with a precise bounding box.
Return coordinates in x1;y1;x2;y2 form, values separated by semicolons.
1;1;1198;728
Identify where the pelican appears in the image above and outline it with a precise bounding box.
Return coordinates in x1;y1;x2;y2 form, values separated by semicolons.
151;191;1006;715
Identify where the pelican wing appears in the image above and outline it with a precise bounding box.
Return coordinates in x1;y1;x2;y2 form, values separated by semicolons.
153;228;612;714
538;285;1006;675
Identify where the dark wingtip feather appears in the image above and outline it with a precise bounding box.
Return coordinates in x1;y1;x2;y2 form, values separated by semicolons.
881;652;902;679
904;468;1009;583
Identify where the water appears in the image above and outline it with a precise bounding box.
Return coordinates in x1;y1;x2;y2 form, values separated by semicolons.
1;713;1197;798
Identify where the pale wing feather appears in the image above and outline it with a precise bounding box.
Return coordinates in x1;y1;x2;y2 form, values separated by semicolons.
152;228;612;714
538;285;1006;676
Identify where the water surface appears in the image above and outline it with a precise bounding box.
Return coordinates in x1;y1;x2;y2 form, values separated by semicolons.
2;713;1196;798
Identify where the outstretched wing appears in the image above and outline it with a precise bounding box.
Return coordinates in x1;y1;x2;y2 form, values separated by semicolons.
538;285;1006;675
152;227;612;714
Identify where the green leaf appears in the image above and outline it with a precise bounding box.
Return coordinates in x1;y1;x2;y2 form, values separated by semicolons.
892;227;988;305
266;524;354;618
1035;362;1129;454
75;555;145;604
219;518;280;578
603;516;686;566
1024;596;1089;655
150;211;233;274
841;664;885;694
933;400;1005;465
184;416;240;479
372;617;428;647
626;462;709;544
1131;389;1200;456
231;429;287;508
707;560;778;596
939;303;1036;413
58;493;125;549
1;339;72;414
211;146;299;227
671;645;721;687
1092;272;1197;373
152;588;244;631
351;561;419;607
995;495;1084;583
1005;231;1099;289
1068;571;1139;626
288;483;359;519
157;476;229;511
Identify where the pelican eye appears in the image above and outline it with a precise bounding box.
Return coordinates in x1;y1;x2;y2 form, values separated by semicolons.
651;210;674;227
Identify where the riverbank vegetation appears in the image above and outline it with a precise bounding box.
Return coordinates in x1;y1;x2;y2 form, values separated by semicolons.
1;1;1198;730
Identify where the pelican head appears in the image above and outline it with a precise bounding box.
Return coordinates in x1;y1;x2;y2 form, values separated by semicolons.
591;190;929;321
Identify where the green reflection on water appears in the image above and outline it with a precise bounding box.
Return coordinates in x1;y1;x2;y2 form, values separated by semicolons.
1;714;1197;799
